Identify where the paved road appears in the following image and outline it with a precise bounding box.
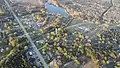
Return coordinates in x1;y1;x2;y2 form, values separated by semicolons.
4;0;49;68
65;20;104;39
65;23;86;29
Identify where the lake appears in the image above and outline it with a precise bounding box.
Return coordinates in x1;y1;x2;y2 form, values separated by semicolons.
45;3;68;17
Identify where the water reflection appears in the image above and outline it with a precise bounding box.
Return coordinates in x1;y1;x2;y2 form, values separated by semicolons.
45;3;68;17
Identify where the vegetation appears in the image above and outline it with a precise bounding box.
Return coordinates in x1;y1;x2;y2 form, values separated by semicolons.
40;25;120;68
0;9;4;15
0;37;31;68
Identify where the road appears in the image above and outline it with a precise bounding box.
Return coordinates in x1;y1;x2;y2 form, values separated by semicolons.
4;0;49;68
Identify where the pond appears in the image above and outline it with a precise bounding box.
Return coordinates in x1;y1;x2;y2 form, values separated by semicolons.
45;3;68;17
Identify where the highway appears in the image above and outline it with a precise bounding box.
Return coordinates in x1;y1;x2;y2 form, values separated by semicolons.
4;0;49;68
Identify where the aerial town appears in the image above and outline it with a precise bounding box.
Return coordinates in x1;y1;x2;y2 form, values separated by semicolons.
0;0;120;68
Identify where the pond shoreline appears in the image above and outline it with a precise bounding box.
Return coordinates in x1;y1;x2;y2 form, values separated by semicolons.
45;2;69;17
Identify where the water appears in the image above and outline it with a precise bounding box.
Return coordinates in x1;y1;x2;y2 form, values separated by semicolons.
45;3;68;17
0;0;5;4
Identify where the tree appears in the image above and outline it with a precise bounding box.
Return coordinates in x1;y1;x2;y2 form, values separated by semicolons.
0;37;31;68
